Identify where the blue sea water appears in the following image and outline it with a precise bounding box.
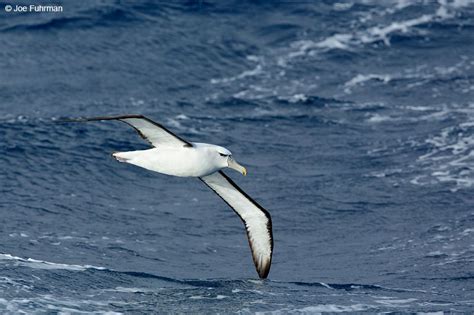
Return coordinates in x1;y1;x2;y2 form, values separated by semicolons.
1;0;474;313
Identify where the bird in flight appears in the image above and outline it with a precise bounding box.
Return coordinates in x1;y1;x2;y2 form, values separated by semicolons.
64;115;273;279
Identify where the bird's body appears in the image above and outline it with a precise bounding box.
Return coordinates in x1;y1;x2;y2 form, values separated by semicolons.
113;143;231;177
64;114;273;279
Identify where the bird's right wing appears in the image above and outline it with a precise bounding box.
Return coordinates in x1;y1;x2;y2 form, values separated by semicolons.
200;171;273;279
63;115;192;148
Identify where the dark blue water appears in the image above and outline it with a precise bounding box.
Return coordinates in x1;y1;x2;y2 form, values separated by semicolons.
1;1;474;313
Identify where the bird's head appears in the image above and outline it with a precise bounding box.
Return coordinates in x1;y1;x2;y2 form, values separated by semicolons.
215;146;247;176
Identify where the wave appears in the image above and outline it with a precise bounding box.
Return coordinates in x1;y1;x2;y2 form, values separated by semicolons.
0;253;252;287
0;296;124;315
261;303;371;314
282;0;473;58
285;280;429;294
361;101;474;190
412;104;474;191
0;252;419;293
209;1;474;102
0;253;106;271
344;57;473;94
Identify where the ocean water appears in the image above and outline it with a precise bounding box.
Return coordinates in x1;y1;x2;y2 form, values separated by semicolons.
1;0;474;313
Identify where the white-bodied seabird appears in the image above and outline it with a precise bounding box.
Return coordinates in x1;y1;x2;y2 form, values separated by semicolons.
65;115;273;279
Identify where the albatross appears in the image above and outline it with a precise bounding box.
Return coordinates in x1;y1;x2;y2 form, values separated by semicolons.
65;115;273;279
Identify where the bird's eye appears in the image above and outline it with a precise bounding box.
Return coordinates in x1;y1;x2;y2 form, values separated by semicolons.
219;153;228;157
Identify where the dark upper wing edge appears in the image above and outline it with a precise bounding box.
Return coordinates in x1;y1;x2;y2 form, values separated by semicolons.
199;171;273;279
59;114;193;147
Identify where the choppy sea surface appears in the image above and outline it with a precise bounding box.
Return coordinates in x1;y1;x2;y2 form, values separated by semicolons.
1;0;474;313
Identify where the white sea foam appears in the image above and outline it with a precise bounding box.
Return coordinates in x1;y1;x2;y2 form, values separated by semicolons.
280;0;473;64
345;56;472;95
345;74;392;93
365;101;474;190
257;303;371;314
404;106;433;112
414;104;474;190
364;14;433;45
210;1;474;103
0;296;124;315
395;0;414;10
165;117;202;135
319;282;333;289
286;34;354;60
375;297;417;306
129;97;145;107
189;294;228;300
368;114;392;123
284;13;436;62
189;295;204;300
460;228;474;236
345;74;392;88
175;114;189;120
333;3;354;11
0;253;106;271
280;94;308;103
210;64;263;84
111;287;156;293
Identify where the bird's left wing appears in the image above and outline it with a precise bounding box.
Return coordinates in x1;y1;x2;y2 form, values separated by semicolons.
200;171;273;279
63;115;192;148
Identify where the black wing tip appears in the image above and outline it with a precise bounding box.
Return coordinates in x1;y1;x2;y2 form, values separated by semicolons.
258;263;272;279
252;242;273;279
204;171;274;279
